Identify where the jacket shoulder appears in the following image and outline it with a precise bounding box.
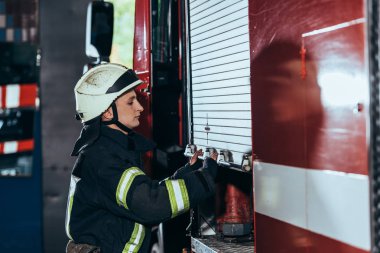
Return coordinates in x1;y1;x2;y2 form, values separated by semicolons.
81;136;135;170
82;136;114;156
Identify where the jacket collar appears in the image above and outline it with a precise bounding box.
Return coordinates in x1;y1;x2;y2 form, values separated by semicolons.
71;118;156;157
71;117;102;156
100;125;156;152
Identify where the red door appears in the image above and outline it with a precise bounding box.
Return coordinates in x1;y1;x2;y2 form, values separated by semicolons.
133;0;153;175
250;0;370;252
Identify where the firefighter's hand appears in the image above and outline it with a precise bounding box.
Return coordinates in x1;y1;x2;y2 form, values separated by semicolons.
209;150;218;161
203;155;218;179
190;149;203;165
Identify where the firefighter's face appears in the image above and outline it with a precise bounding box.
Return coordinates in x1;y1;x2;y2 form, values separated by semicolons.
103;90;144;132
115;90;144;129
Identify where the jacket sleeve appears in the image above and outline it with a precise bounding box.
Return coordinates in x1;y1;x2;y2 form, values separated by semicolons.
92;155;218;226
170;159;203;180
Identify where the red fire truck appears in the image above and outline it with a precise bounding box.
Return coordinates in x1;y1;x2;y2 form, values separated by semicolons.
88;0;379;252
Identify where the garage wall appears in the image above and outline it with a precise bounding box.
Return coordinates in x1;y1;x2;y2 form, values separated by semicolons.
39;0;90;251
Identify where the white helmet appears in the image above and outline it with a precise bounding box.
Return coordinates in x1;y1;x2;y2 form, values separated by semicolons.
74;63;143;123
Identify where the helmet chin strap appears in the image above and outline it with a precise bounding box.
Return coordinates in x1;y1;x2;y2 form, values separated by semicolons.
102;102;133;134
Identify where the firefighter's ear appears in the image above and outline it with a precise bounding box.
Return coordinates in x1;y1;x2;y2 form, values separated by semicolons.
102;107;114;121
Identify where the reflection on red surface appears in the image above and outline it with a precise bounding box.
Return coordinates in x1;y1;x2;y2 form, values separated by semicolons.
256;213;368;253
253;41;322;168
251;1;367;175
133;0;151;136
133;0;153;175
133;0;150;76
304;23;367;174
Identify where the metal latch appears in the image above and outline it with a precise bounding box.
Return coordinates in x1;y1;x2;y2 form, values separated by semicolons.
184;144;196;157
218;150;232;167
241;153;252;172
202;147;217;160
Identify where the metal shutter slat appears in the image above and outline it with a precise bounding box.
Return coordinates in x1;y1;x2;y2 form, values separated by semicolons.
193;93;251;104
189;0;211;11
193;76;250;89
192;33;249;55
192;68;250;84
190;1;246;28
193;103;251;112
194;118;252;128
193;85;250;97
194;125;252;136
192;59;251;77
190;0;226;17
193;111;251;120
191;25;249;47
191;10;248;39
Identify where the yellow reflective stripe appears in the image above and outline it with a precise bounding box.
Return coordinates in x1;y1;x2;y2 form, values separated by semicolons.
179;180;190;211
66;194;74;240
65;176;80;240
122;223;145;253
116;167;145;209
165;179;190;218
165;180;178;216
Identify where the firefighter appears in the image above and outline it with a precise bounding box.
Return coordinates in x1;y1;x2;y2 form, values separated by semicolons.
65;63;218;253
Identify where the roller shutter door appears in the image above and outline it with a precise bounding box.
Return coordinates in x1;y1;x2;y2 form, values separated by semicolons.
188;0;251;168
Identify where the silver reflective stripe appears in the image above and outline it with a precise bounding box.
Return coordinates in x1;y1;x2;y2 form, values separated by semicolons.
122;223;145;253
165;179;190;218
116;167;145;209
65;175;80;240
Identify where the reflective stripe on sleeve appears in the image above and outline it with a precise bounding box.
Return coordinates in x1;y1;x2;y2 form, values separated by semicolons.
65;175;80;240
165;179;190;218
116;167;145;209
122;223;145;253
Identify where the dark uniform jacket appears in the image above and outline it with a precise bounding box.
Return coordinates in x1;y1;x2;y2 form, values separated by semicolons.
65;125;217;253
